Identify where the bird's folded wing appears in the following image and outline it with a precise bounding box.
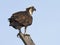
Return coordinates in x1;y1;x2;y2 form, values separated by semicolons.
14;15;26;23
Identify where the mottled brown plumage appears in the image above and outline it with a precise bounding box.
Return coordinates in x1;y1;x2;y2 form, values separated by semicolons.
8;6;36;35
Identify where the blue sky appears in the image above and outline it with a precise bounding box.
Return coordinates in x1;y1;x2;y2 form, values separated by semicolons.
0;0;60;45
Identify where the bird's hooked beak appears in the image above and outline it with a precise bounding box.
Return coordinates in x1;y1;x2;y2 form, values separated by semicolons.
33;8;36;11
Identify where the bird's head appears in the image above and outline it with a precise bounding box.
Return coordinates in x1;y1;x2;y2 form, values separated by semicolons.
26;6;36;15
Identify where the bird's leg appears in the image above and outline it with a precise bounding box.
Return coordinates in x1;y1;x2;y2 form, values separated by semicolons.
24;27;27;35
17;29;21;37
19;29;21;33
24;27;30;36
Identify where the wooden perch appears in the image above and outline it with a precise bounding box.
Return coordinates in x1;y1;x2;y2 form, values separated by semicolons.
18;33;35;45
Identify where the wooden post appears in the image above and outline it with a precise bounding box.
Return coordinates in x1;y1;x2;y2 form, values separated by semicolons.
18;33;35;45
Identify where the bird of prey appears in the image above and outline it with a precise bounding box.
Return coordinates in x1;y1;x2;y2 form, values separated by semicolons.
8;6;36;36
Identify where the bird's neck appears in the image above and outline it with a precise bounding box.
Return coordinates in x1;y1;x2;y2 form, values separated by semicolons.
29;9;33;15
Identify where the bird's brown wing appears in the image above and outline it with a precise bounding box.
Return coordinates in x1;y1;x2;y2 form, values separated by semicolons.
14;14;26;24
11;13;32;26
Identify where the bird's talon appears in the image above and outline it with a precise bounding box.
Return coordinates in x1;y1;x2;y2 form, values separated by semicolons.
17;33;19;37
24;34;30;36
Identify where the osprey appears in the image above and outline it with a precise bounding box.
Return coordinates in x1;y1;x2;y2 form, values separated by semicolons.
8;6;36;36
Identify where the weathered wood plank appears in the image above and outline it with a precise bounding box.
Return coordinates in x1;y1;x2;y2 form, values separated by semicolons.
18;33;35;45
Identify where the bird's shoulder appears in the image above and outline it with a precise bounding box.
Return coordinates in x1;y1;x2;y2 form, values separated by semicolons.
13;11;27;15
